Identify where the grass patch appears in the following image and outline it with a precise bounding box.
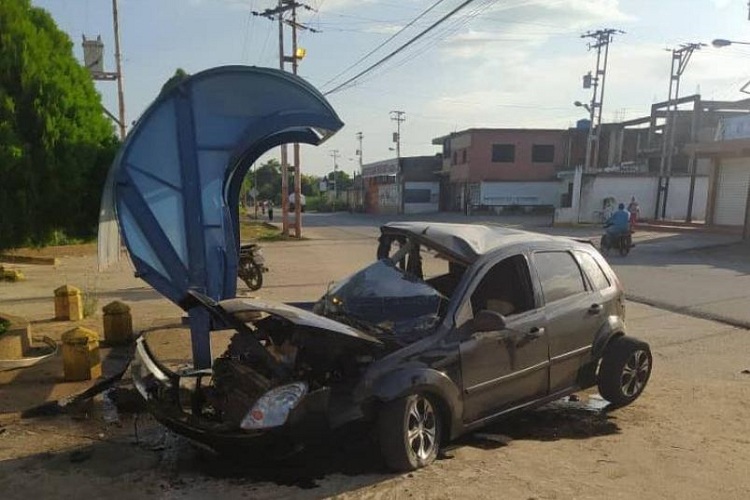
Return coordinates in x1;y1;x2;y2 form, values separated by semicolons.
0;319;9;336
240;220;292;242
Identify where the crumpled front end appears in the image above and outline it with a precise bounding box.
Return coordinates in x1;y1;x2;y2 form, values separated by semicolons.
131;336;332;452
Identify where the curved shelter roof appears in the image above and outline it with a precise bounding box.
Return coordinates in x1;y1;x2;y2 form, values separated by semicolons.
99;66;343;308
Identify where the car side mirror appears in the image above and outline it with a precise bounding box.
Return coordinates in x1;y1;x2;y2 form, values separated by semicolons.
473;310;507;332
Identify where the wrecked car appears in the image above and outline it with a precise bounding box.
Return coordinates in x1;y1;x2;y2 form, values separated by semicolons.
132;222;652;471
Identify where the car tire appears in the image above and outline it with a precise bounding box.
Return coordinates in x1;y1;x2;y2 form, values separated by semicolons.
618;239;630;256
239;261;263;291
378;393;441;472
598;336;652;408
600;235;610;256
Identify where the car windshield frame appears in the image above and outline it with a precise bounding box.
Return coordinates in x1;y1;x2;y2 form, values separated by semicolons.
320;253;449;340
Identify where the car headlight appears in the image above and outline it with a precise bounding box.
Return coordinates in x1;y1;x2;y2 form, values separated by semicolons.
240;382;308;430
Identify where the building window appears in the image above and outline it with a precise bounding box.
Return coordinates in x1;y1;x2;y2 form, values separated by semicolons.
531;144;555;163
491;144;515;163
452;151;457;165
462;149;467;163
404;189;432;203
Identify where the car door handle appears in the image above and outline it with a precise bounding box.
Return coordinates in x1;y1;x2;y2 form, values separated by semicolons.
515;327;545;347
588;304;603;315
527;326;545;337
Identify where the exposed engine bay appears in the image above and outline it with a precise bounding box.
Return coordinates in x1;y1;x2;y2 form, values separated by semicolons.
206;312;380;429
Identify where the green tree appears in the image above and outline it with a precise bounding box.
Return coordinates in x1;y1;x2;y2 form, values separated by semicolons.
327;170;353;190
0;1;118;250
159;68;189;97
300;174;320;197
255;158;282;204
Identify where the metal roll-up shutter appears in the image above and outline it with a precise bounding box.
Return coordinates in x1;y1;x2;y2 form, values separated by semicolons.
714;159;750;226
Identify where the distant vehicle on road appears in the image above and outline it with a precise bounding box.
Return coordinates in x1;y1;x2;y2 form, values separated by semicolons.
133;222;652;471
289;193;306;212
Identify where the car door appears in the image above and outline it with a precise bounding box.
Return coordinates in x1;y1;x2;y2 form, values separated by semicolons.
459;254;549;424
532;250;603;394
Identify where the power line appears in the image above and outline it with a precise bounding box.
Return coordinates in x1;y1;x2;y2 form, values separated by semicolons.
320;0;449;89
359;0;496;84
323;0;483;96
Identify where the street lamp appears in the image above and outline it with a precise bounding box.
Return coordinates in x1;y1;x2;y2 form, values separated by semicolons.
712;39;750;94
712;38;750;48
574;100;591;113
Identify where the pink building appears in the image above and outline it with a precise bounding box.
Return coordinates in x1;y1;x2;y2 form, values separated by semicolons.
433;128;582;211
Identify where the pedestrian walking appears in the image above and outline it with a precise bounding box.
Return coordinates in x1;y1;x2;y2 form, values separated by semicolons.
267;201;274;221
627;196;640;229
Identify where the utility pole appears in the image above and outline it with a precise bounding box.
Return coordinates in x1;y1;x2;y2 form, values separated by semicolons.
112;0;126;140
82;0;126;140
291;3;302;237
356;132;363;213
390;111;405;159
655;42;704;220
253;1;317;237
356;131;364;169
330;150;340;212
581;28;624;171
390;111;405;214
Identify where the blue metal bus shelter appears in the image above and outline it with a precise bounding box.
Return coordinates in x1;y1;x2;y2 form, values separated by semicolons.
98;66;344;368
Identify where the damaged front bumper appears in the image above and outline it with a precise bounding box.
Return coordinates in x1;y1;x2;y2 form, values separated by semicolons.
131;336;331;453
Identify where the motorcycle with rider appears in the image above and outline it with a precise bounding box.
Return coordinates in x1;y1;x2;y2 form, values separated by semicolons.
601;202;633;256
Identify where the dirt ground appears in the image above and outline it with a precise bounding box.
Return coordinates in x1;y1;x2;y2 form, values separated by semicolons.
1;233;749;499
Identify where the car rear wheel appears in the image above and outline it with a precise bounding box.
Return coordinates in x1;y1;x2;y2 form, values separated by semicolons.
598;336;652;408
618;241;630;256
378;393;441;472
618;235;631;256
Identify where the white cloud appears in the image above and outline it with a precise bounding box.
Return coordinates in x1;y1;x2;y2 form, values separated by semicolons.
422;38;750;132
710;0;732;8
437;0;634;60
365;24;404;35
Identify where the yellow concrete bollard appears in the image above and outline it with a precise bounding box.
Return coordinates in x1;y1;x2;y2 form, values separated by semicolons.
0;313;32;359
61;327;101;382
102;301;133;345
2;268;25;282
54;285;83;321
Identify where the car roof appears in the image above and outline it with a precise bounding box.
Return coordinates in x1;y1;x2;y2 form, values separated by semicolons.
381;222;589;263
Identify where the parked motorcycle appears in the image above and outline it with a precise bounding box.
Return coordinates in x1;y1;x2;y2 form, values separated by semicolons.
600;226;633;257
238;243;268;291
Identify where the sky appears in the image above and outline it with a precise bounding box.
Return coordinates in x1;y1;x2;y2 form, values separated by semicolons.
32;0;750;176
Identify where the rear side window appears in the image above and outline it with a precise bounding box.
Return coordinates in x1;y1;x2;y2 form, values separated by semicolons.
534;252;586;303
575;251;611;290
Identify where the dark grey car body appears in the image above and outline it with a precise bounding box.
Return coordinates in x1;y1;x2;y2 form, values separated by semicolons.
133;222;633;451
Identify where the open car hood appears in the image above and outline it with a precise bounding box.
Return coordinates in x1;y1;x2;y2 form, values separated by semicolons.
218;297;382;346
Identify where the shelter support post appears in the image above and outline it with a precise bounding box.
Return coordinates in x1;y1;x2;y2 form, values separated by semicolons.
189;307;212;369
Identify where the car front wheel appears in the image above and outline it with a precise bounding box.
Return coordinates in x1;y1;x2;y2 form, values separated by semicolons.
598;336;652;408
378;393;441;472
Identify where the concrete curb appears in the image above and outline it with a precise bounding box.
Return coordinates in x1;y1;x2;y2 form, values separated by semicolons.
636;222;742;236
0;255;59;266
627;295;750;330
